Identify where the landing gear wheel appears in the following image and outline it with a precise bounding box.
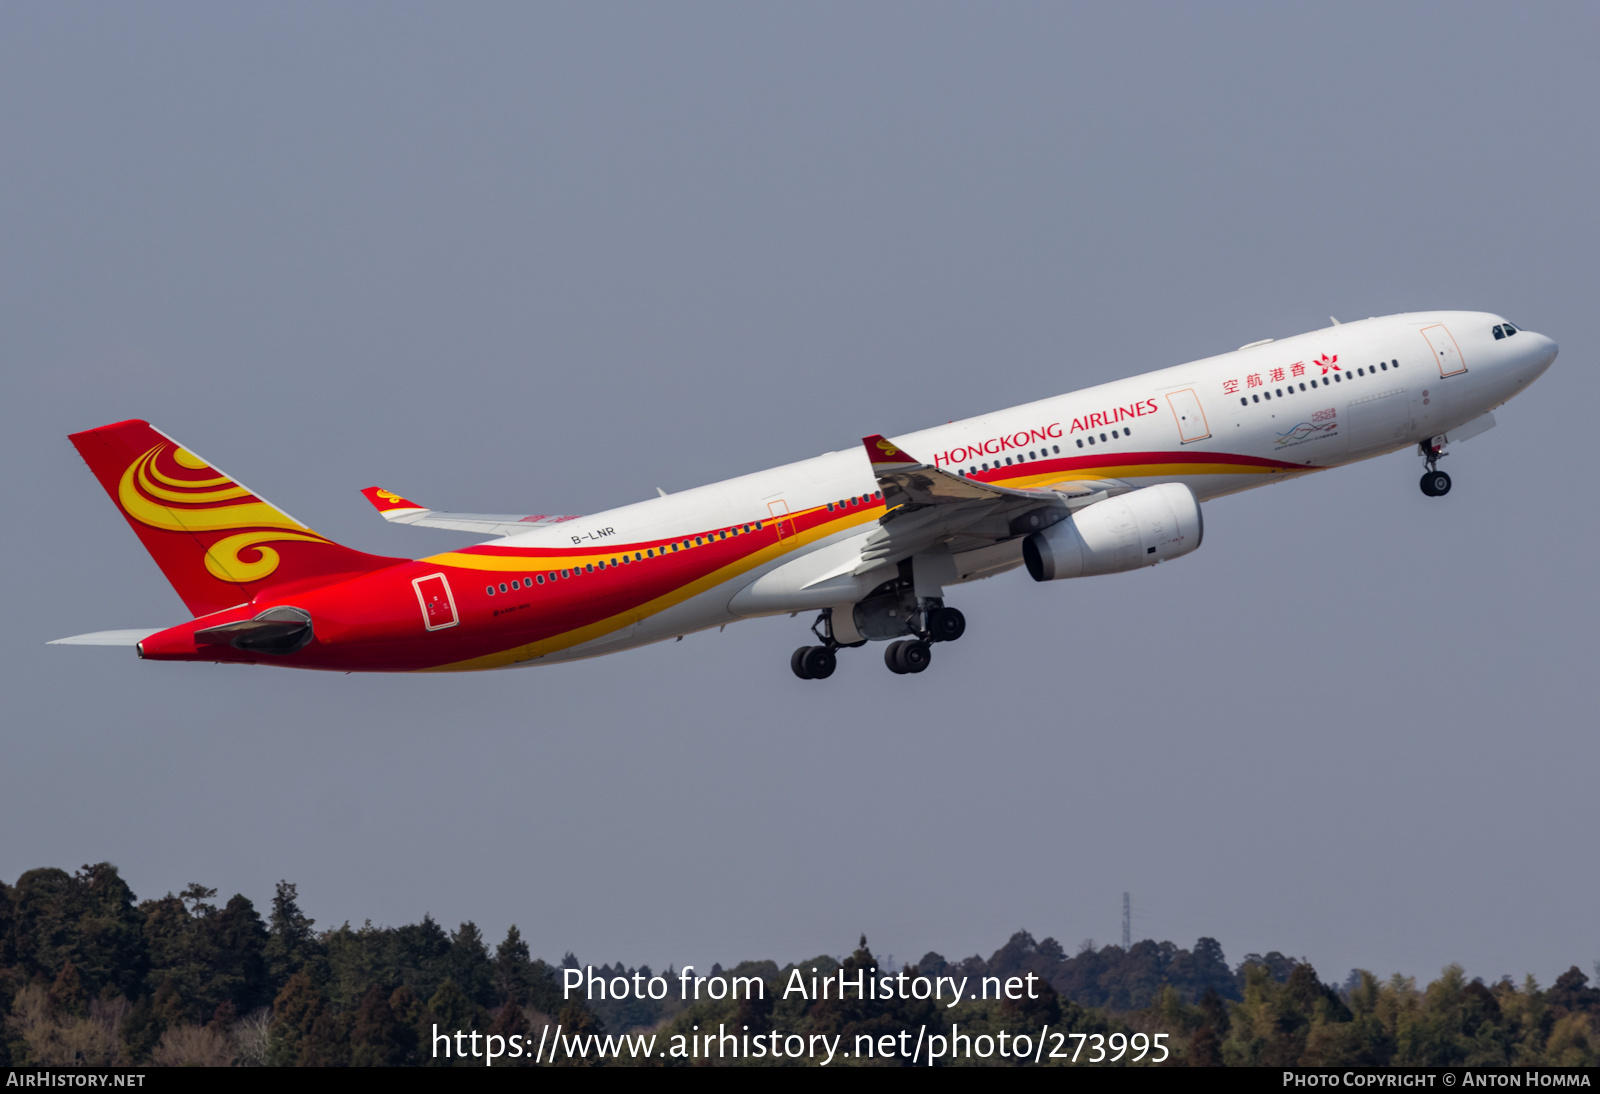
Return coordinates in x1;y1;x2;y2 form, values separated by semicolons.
1420;470;1452;497
792;646;814;679
886;638;931;674
927;606;966;643
899;639;931;673
884;641;907;674
800;646;836;680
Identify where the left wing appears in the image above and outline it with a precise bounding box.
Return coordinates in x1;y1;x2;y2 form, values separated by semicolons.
361;487;580;539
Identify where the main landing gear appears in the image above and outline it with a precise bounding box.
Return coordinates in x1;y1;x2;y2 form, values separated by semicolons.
884;605;965;675
791;608;860;680
790;645;837;680
1418;440;1452;497
790;604;967;680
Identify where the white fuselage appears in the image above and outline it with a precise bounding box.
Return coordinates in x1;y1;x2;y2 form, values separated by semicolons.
493;311;1556;662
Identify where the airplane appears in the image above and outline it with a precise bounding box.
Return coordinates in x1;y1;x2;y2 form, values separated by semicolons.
52;310;1556;679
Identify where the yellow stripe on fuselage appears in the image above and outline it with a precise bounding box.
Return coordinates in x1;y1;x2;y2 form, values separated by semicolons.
998;462;1290;491
420;504;881;670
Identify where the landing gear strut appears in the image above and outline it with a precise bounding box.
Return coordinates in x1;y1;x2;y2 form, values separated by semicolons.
1418;440;1451;497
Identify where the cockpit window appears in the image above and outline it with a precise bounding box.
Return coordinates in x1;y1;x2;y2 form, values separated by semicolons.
1505;322;1518;335
1493;325;1505;339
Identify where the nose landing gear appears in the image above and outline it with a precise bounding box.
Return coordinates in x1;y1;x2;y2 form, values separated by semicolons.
1418;440;1451;497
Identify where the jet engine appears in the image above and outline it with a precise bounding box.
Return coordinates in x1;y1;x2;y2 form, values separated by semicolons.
1022;483;1202;581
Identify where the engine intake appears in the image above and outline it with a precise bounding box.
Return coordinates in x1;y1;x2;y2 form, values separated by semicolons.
1023;483;1202;581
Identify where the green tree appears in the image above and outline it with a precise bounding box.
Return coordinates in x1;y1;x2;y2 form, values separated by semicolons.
554;999;602;1067
425;977;486;1067
350;984;412;1067
492;925;534;1004
11;865;145;1000
264;882;322;991
268;971;345;1067
444;922;496;1008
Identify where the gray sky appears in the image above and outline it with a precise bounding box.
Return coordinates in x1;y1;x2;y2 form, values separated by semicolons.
3;3;1595;986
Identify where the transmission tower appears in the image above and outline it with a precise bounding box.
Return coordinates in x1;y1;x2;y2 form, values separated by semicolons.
1122;892;1131;950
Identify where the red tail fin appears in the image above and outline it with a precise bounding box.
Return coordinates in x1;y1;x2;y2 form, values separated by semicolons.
70;420;404;617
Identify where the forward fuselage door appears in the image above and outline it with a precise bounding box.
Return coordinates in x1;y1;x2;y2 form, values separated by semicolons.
1165;388;1211;443
1421;324;1467;377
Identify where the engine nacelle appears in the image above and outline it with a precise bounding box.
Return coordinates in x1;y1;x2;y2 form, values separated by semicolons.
1023;483;1202;581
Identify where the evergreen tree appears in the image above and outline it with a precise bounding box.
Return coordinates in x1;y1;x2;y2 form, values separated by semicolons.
444;922;496;1008
265;882;321;991
269;971;345;1067
0;879;17;970
209;894;271;1013
554;999;601;1067
386;985;425;1066
492;925;534;1004
46;961;87;1019
487;998;531;1066
350;984;411;1067
387;915;452;1003
1188;1023;1223;1066
11;865;145;1000
425;978;484;1067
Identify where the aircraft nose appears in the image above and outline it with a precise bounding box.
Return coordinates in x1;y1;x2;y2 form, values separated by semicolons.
1522;331;1558;379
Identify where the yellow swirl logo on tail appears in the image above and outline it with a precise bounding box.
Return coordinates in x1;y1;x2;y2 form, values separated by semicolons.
117;444;331;583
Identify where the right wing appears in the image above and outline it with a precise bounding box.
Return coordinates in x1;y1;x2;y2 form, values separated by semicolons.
854;434;1125;574
360;487;580;539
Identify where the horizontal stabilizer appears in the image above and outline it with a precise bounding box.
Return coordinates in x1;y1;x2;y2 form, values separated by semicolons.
361;487;579;538
48;629;161;646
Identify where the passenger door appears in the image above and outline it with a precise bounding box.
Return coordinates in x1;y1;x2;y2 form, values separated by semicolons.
1165;389;1212;443
1420;324;1467;377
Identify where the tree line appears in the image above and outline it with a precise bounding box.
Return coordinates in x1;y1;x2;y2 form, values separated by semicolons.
1;864;1594;1066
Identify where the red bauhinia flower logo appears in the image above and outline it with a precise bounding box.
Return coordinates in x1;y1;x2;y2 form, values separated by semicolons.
1314;353;1340;375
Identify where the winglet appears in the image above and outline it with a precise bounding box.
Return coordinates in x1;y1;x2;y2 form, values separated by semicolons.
862;435;922;476
361;486;427;519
